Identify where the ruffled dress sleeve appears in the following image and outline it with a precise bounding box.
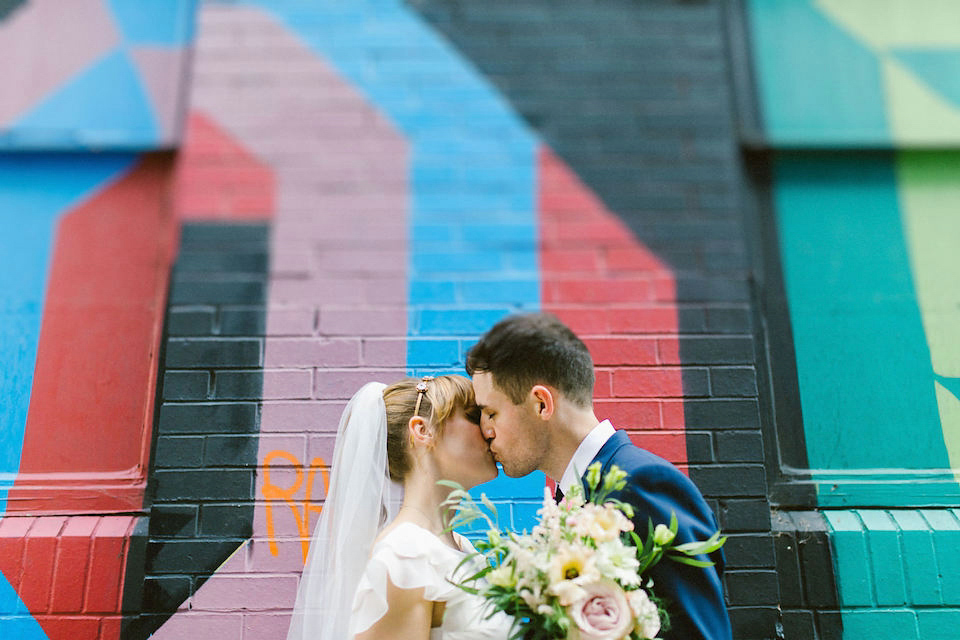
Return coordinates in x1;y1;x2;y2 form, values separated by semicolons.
349;523;462;636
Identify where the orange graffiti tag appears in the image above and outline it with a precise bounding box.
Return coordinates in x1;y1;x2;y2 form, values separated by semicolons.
262;450;329;564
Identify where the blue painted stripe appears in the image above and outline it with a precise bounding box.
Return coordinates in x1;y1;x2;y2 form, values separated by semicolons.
0;574;47;638
248;0;544;530
0;153;135;514
108;0;198;46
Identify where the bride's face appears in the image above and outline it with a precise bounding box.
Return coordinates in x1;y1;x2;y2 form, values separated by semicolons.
433;407;499;488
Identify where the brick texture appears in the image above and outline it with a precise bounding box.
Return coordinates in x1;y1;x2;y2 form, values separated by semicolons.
412;1;779;636
0;515;144;638
130;223;269;638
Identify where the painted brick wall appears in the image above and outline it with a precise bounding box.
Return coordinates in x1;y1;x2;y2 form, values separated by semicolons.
411;0;779;636
131;223;270;638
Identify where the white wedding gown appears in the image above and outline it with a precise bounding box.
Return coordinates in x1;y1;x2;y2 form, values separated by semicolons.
351;522;515;639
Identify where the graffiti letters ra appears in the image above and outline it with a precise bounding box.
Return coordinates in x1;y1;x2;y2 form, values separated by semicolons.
262;450;329;564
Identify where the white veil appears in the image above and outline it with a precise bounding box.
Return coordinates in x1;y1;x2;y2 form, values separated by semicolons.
286;381;400;640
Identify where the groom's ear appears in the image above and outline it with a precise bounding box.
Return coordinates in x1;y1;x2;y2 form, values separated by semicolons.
530;385;555;421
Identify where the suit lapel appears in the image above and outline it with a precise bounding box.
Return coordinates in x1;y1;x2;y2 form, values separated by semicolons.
577;430;631;495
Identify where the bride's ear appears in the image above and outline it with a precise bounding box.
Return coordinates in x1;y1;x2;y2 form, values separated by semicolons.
408;415;436;450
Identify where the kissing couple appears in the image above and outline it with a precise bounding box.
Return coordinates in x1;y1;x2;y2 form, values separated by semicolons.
286;312;732;640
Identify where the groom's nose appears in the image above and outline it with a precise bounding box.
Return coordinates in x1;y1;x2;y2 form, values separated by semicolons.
480;420;495;441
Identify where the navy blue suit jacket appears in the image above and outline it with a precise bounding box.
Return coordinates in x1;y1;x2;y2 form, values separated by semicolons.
584;430;731;640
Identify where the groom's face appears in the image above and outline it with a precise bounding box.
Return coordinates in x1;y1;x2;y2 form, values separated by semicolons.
472;372;545;477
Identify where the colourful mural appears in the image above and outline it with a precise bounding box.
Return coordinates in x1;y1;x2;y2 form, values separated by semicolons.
748;0;960;146
748;0;960;635
3;0;908;636
0;0;197;149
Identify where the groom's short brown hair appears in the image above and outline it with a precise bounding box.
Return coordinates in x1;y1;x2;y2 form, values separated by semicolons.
466;312;594;407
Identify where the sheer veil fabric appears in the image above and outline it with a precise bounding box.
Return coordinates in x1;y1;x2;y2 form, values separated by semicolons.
286;382;401;640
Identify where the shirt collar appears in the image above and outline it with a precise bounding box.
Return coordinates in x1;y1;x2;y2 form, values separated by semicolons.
559;420;616;496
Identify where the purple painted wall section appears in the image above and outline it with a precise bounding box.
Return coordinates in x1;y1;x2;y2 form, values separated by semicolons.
150;6;409;637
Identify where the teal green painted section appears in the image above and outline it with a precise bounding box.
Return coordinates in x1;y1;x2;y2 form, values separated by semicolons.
935;374;960;401
825;509;960;637
917;610;960;640
920;510;960;605
857;511;906;606
746;0;888;145
773;153;957;506
841;610;919;639
824;511;874;606
893;49;960;109
889;511;943;605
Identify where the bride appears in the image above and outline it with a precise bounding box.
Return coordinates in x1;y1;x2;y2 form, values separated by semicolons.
286;375;515;640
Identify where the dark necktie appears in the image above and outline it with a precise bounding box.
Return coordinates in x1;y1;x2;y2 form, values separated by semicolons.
554;485;564;504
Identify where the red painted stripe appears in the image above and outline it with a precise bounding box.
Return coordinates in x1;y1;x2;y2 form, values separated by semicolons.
537;146;687;469
0;514;136;640
174;111;274;220
8;156;177;513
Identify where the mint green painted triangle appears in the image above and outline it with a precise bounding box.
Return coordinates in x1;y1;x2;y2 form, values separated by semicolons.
935;374;960;401
893;49;960;109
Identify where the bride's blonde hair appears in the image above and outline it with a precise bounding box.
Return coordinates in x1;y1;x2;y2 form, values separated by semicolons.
382;375;479;481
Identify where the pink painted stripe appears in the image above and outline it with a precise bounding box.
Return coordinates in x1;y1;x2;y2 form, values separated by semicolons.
150;6;409;637
0;0;118;125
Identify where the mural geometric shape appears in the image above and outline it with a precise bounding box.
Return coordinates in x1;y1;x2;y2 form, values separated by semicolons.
883;57;960;145
0;153;134;514
13;50;157;145
8;156;175;514
107;0;197;46
773;152;957;505
0;0;118;130
129;47;189;144
898;151;960;476
173;112;274;220
0;574;46;640
893;49;960;109
815;0;960;50
747;0;889;144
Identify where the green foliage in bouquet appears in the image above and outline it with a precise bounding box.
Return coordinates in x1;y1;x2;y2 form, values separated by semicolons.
440;462;725;640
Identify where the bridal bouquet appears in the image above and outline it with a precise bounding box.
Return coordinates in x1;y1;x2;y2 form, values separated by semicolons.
442;463;725;640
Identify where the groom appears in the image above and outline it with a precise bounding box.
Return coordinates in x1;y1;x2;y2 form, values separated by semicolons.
467;312;732;640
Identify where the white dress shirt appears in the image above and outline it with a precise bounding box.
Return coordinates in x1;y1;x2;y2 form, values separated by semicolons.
558;420;616;497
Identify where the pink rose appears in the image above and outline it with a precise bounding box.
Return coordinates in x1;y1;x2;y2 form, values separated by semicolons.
568;580;634;640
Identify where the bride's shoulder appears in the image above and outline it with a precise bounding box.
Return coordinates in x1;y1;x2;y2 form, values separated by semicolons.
372;519;421;547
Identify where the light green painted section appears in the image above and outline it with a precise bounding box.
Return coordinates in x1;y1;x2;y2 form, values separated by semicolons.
748;0;960;145
883;56;960;145
815;0;960;49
